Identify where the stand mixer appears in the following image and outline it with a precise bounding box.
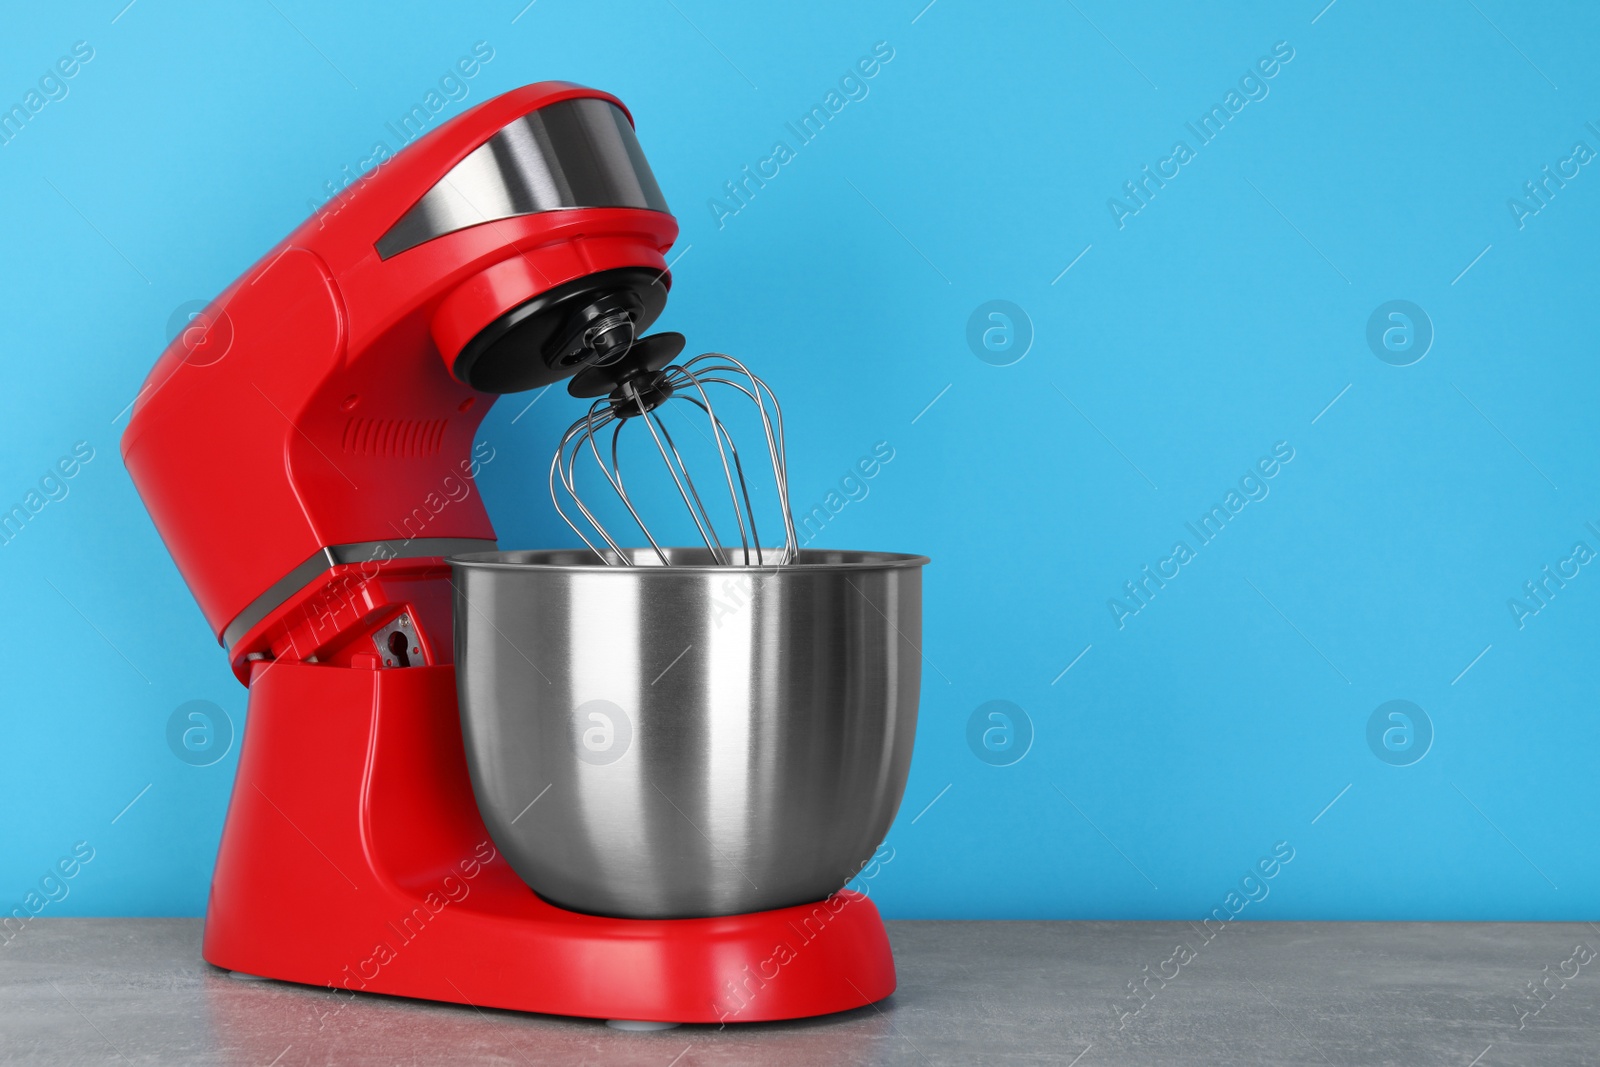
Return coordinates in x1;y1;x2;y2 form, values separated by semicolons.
121;81;923;1024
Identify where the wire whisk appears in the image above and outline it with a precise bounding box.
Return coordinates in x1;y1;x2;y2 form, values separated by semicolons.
550;333;796;567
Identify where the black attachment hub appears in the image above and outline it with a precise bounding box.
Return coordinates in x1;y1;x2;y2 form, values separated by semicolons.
451;267;668;394
567;332;685;419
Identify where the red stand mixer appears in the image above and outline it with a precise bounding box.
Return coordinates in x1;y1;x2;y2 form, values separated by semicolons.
120;82;910;1024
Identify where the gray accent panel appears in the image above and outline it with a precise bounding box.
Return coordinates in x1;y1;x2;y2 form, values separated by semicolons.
376;98;670;259
222;537;497;652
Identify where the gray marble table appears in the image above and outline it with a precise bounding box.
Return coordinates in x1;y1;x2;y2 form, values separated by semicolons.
2;919;1595;1065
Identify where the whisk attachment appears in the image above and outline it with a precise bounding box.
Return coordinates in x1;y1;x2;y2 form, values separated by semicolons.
550;334;796;567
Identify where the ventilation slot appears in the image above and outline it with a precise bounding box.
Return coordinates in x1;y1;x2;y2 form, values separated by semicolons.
341;418;447;457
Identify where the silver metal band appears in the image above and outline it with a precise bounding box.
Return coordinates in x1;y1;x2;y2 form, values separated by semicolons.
375;98;669;259
222;537;497;652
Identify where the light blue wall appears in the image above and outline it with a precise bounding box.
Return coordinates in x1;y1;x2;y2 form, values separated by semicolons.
2;0;1596;922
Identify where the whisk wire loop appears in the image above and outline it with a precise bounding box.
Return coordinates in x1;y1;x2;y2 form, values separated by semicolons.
549;352;795;567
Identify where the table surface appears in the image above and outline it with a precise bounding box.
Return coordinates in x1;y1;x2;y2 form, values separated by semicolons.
1;919;1596;1065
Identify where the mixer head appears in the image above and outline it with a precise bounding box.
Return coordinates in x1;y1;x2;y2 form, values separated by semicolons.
121;82;687;674
412;96;676;395
552;339;796;567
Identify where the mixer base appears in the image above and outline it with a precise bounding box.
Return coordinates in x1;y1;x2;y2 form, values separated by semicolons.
201;660;896;1023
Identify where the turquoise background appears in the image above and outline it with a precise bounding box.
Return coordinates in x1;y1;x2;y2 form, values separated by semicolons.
2;0;1597;922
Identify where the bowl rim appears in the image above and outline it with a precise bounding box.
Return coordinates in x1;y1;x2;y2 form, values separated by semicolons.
448;547;931;573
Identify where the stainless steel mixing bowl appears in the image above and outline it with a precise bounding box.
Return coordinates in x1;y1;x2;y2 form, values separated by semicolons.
450;547;928;919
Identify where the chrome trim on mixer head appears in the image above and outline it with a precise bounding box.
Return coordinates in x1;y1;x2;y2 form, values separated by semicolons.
222;537;498;652
376;98;670;259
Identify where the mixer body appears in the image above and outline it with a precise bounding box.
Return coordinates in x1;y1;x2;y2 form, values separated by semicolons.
120;81;899;1022
205;659;894;1022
